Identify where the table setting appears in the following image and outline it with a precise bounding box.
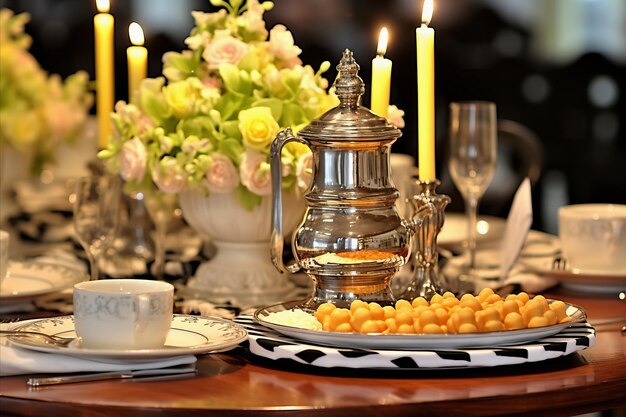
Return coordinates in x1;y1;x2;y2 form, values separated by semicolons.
1;0;625;415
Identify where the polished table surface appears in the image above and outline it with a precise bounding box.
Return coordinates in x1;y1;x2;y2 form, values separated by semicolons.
1;291;625;417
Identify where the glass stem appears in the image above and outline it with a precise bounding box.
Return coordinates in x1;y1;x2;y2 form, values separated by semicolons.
86;252;100;281
466;194;479;269
153;223;166;281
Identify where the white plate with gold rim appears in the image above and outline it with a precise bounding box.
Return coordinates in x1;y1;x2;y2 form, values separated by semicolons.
254;300;586;350
0;260;86;302
7;315;248;362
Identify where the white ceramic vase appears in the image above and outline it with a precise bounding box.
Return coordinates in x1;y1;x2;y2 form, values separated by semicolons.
179;189;304;305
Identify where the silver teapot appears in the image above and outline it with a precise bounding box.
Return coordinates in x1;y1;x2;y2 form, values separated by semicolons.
270;50;432;309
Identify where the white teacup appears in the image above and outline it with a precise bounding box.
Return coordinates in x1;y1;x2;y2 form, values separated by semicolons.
73;279;174;350
0;230;9;283
558;204;626;275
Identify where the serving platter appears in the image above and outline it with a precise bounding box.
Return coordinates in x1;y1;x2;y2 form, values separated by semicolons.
239;315;595;370
254;300;586;350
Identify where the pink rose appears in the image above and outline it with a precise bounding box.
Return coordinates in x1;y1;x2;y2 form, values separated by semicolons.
268;25;302;68
296;152;313;190
119;137;147;183
202;30;249;70
240;150;272;196
204;153;239;194
152;156;187;193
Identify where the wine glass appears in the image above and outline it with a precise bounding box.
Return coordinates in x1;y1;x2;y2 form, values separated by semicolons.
73;175;121;281
448;101;497;273
144;189;179;281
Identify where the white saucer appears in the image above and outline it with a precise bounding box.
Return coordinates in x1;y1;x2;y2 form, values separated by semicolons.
7;315;248;362
0;260;86;302
519;258;626;294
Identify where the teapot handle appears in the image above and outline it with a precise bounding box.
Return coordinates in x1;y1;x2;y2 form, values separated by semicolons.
270;128;308;274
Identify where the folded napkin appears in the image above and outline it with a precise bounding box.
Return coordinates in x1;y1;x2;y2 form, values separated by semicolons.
499;177;533;280
0;321;197;377
497;178;560;293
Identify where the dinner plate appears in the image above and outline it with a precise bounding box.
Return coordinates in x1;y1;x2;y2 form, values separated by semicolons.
0;260;86;302
438;214;506;247
254;300;586;350
7;315;248;361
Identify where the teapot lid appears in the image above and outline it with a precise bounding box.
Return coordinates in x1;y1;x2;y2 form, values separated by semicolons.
297;49;402;142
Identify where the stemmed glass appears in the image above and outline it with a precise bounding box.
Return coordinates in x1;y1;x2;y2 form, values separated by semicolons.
448;101;497;272
144;189;179;281
73;175;121;281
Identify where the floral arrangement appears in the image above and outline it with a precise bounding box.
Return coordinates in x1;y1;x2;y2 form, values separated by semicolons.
99;0;338;210
0;9;93;175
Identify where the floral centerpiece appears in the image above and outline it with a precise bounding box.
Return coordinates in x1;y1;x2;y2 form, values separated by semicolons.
0;9;93;176
99;0;339;210
97;0;405;301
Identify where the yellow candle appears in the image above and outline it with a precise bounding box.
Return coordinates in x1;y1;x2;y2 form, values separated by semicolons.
94;0;115;149
371;27;392;119
416;0;435;181
127;22;147;100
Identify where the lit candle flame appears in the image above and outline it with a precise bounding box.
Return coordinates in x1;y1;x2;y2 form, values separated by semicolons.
96;0;110;13
129;22;145;46
377;27;389;56
421;0;433;26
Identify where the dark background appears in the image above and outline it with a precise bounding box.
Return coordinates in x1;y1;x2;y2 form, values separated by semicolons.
2;0;625;233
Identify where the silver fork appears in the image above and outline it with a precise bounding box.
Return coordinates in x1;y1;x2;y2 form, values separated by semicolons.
0;330;76;347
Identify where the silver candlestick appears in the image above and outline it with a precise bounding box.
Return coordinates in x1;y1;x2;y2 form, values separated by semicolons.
400;179;451;300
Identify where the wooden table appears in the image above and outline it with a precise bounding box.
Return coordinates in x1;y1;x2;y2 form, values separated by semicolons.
1;292;625;417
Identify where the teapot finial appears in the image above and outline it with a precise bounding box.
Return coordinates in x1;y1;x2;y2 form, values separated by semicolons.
333;49;364;108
